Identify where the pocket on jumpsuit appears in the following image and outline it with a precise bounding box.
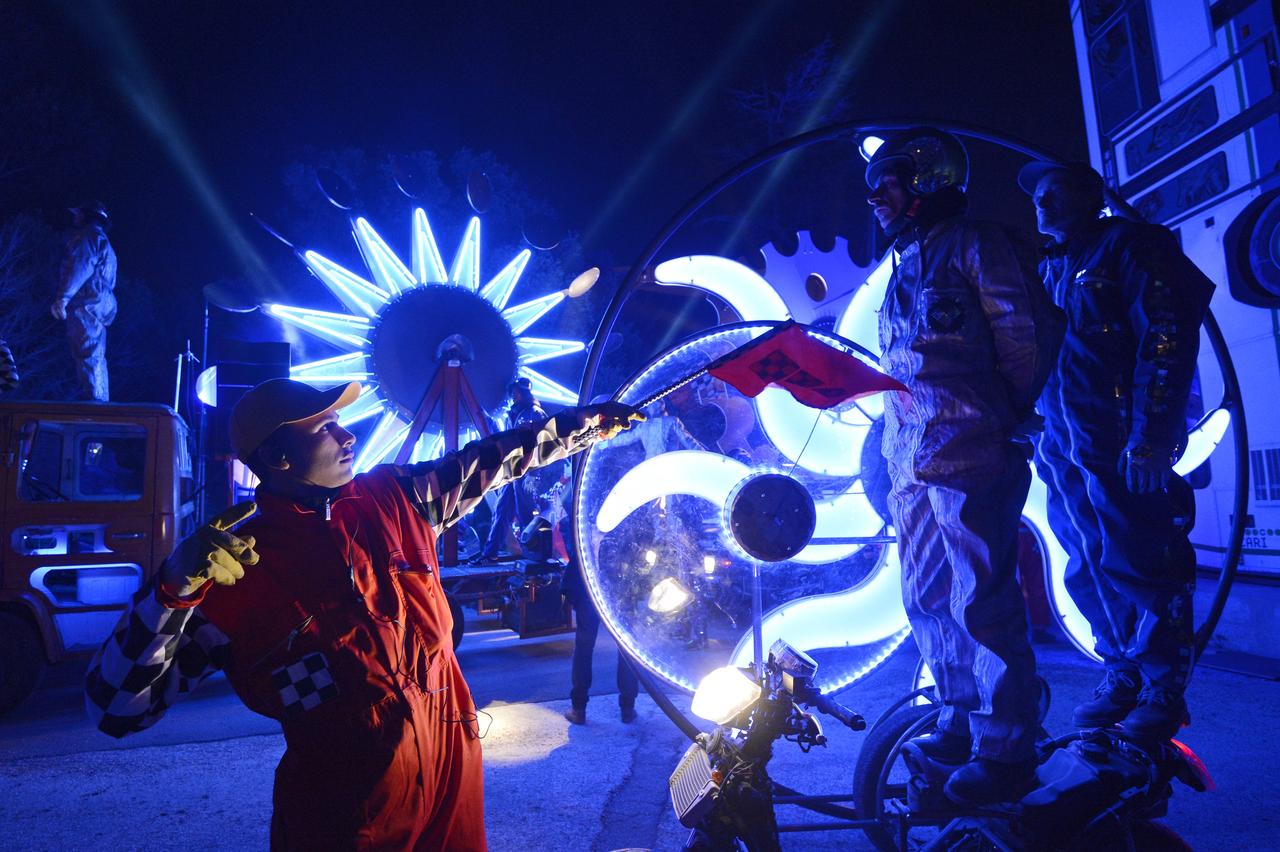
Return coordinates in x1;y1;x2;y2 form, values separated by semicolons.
1070;269;1126;335
278;694;410;842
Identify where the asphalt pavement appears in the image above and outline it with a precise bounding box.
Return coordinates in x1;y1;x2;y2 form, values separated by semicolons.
1;615;1278;851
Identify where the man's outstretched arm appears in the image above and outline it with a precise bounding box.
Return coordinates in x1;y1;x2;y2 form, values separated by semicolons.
389;403;642;533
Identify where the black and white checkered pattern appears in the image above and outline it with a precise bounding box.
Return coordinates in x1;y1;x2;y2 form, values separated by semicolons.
390;411;586;533
85;585;231;738
85;417;574;738
748;352;829;392
271;653;339;717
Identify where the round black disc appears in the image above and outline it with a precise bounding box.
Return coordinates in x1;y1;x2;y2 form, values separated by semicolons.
728;473;816;562
370;285;518;418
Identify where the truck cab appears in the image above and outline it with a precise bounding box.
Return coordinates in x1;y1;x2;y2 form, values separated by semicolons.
0;400;194;712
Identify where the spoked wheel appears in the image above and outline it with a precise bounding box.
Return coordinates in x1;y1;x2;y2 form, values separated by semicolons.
447;595;466;649
852;702;942;851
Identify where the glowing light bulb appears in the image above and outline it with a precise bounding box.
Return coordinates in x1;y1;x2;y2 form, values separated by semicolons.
859;135;885;161
648;577;692;614
691;666;762;725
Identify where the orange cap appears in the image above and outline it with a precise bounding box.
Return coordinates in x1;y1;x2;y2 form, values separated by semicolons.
229;379;361;460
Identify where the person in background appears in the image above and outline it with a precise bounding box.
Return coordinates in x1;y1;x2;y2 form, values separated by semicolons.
478;377;547;561
559;516;639;725
53;202;117;401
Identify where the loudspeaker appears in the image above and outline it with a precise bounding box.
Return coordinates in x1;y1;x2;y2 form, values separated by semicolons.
206;340;290;457
1225;187;1280;308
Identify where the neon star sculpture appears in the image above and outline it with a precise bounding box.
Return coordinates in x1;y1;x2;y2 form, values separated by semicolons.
266;209;585;472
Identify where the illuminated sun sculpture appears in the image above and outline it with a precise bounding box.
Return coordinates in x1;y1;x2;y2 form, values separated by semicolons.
266;209;584;472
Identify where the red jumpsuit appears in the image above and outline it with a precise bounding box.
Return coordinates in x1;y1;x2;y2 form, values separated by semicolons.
199;470;484;850
86;414;591;850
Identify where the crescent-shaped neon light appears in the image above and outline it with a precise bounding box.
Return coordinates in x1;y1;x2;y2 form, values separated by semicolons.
595;451;751;533
754;386;871;477
1021;463;1096;660
1175;407;1231;476
730;542;911;691
834;252;895;355
654;255;790;322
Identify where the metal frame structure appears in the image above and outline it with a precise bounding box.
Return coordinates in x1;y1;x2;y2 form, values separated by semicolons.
576;118;1248;835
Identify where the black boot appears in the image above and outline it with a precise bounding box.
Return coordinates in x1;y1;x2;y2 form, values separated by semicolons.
1119;685;1188;742
564;706;587;725
943;757;1037;807
1072;666;1140;728
905;728;972;764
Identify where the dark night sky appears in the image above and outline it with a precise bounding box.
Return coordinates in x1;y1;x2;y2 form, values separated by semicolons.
3;0;1086;356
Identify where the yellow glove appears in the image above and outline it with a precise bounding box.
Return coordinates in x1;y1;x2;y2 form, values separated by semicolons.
160;501;260;600
577;401;646;440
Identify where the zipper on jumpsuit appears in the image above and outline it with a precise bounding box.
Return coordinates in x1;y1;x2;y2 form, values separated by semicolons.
893;240;926;482
332;495;437;821
1048;255;1128;655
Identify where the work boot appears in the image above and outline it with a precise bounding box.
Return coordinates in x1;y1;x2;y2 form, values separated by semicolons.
943;757;1038;807
1119;685;1189;742
564;706;587;725
906;728;972;764
1072;666;1140;728
620;704;637;724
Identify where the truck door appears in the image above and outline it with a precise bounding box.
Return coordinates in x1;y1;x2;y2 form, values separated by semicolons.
10;412;156;657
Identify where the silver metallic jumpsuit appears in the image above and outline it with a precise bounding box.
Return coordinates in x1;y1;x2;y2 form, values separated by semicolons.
879;216;1048;762
57;224;117;401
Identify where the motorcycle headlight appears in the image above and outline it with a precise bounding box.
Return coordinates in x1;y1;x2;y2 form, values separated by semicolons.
691;665;761;725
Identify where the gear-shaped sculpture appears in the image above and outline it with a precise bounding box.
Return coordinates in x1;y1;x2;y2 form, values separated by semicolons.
263;208;585;471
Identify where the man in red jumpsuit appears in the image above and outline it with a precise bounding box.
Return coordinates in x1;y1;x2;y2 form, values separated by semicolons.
86;378;640;850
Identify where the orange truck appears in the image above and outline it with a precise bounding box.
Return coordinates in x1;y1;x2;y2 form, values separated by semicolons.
0;400;194;712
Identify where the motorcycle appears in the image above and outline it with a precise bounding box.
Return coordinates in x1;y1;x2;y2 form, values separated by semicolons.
668;640;868;851
664;644;1212;851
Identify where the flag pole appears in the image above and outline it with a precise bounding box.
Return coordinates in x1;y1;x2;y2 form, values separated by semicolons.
752;561;764;679
619;321;798;408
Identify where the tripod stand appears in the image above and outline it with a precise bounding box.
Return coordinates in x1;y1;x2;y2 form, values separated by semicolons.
393;336;493;566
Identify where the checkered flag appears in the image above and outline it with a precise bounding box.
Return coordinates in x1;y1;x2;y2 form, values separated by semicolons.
706;321;906;410
272;652;339;717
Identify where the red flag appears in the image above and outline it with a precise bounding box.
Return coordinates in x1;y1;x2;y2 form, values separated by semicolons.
707;321;907;410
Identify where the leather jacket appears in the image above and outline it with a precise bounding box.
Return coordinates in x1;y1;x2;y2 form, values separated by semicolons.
879;216;1046;486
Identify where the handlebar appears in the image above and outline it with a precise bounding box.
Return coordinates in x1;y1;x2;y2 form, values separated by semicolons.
805;692;866;731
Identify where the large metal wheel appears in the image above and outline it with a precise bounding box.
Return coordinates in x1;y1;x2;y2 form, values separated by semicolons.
851;702;940;851
578;117;1247;734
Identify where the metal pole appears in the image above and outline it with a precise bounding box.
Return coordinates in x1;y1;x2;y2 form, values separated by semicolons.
197;304;208;522
752;560;764;678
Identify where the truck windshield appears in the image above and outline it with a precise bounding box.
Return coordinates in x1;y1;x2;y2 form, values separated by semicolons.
18;421;147;503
